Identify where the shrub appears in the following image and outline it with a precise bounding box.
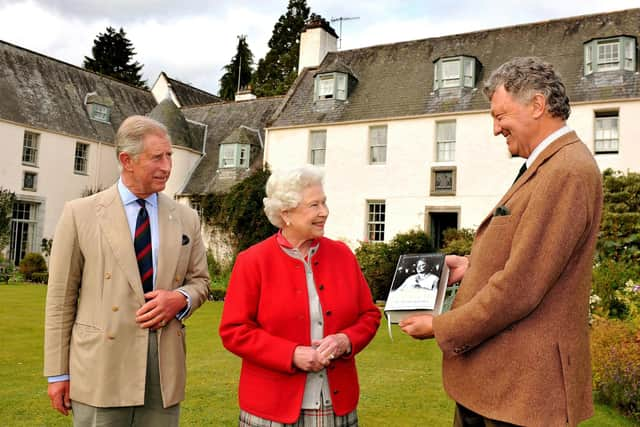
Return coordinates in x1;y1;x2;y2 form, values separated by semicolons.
591;318;640;421
31;272;49;284
356;230;435;301
18;252;47;281
208;288;226;301
592;260;640;319
441;228;475;256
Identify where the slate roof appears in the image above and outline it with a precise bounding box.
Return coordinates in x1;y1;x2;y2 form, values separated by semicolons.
272;8;640;128
180;97;283;194
0;40;156;143
163;72;221;107
148;98;206;152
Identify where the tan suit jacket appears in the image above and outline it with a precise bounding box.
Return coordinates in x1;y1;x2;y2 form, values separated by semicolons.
433;132;603;427
44;184;209;408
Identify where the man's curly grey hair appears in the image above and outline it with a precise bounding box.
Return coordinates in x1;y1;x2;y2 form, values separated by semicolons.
263;166;324;228
483;57;570;120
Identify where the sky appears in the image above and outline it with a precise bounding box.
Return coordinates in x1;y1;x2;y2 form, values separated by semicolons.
1;0;639;95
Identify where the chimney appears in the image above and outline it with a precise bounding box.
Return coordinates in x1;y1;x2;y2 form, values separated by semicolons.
298;14;338;74
235;85;257;102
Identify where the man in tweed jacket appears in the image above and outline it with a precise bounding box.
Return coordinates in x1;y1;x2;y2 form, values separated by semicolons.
400;57;603;427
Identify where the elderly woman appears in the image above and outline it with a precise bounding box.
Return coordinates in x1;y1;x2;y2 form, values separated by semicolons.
219;166;380;426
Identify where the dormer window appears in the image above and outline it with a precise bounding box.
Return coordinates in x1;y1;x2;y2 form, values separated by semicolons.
89;103;111;123
85;92;114;123
584;36;636;75
433;56;477;90
219;143;250;169
314;72;348;100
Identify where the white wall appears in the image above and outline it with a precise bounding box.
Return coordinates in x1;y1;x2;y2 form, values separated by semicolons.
0;120;202;256
265;100;640;248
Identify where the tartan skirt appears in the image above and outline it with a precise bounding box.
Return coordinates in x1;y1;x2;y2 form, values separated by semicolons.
238;403;358;427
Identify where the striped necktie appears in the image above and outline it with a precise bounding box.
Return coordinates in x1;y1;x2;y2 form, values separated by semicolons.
134;199;153;293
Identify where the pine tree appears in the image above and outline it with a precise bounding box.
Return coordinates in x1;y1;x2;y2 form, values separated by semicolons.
218;35;255;101
252;0;310;97
83;26;147;88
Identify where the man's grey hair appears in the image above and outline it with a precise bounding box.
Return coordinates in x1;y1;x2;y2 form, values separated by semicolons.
115;115;170;162
263;165;324;229
483;57;570;120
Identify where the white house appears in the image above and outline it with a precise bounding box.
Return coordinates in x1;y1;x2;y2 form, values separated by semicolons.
264;10;640;248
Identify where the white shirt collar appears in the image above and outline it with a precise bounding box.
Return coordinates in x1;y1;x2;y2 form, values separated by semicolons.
117;178;158;208
526;125;571;168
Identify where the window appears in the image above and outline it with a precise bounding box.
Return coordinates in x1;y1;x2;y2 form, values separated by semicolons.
367;201;386;242
430;166;457;196
22;131;39;166
584;37;636;75
89;103;111;123
219;144;250;168
314;72;348;101
436;121;456;162
74;142;89;174
434;56;476;90
9;201;39;265
369;125;387;164
23;172;37;191
309;130;327;165
190;199;203;217
594;111;619;154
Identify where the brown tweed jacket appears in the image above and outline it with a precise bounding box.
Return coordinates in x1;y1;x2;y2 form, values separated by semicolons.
433;132;603;427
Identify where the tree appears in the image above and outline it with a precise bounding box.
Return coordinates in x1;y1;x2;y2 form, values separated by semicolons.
218;35;255;101
83;26;146;88
252;0;310;97
0;188;15;254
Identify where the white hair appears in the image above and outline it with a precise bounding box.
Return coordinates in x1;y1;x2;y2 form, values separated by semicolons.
263;165;324;228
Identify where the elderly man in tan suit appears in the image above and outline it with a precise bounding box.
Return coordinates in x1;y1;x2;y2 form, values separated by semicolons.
44;115;210;426
400;57;603;427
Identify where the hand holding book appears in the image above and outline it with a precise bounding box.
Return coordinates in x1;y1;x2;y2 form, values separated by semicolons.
399;314;434;339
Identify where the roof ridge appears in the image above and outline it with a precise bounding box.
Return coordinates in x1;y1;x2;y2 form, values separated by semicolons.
334;8;637;55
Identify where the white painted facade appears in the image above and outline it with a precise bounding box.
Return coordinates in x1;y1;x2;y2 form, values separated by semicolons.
1;118;202;263
264;100;639;248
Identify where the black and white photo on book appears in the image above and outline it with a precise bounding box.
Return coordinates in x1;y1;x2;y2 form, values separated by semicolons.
384;253;454;325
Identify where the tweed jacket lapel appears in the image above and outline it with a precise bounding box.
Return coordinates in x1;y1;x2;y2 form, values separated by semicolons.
477;131;581;231
156;193;180;291
96;184;145;303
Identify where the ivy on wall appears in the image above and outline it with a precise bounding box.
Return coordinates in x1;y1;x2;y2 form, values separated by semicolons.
201;168;277;256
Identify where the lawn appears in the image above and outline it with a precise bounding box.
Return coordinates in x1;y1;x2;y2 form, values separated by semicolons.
0;283;634;426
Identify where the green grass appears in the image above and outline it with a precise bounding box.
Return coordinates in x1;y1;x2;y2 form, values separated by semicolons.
0;283;635;426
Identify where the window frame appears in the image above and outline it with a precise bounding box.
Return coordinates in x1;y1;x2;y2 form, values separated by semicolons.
584;36;636;75
430;166;457;196
314;72;348;101
218;143;251;169
309;130;327;166
74;142;90;175
89;103;112;123
434;56;476;90
368;125;388;165
594;110;619;154
22;131;39;166
435;121;456;162
23;171;38;191
366;200;386;242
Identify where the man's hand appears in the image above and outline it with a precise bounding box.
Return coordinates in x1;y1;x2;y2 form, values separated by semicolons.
399;314;434;340
313;333;351;361
136;290;187;330
48;380;71;416
292;346;330;372
446;255;469;285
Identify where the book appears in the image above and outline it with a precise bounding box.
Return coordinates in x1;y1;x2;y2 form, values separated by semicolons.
383;253;451;324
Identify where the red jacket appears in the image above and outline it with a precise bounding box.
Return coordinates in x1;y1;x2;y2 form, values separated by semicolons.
219;235;380;423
